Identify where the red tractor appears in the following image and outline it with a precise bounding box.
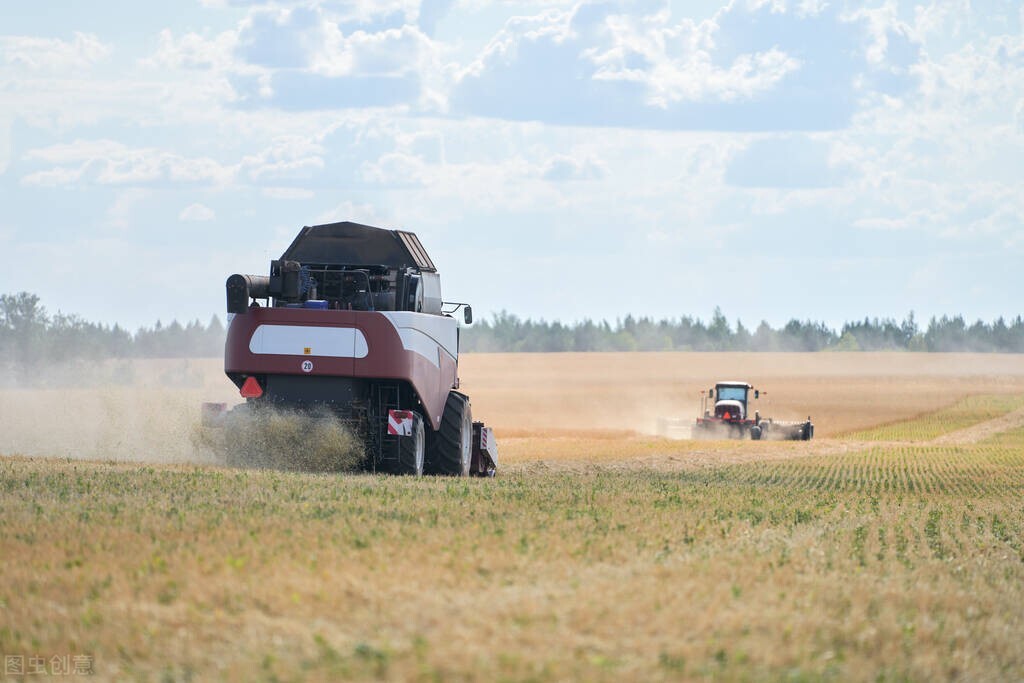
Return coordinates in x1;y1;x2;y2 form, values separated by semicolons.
693;381;813;441
204;221;498;476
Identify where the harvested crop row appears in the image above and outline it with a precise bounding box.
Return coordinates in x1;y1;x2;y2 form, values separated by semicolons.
722;443;1024;497
2;426;1024;681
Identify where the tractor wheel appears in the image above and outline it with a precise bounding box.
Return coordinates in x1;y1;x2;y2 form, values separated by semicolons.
802;423;814;441
394;412;425;476
426;391;472;476
750;426;762;441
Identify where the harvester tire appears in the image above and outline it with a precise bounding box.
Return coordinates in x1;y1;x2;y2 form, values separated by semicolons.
395;412;425;476
750;426;762;441
426;391;472;476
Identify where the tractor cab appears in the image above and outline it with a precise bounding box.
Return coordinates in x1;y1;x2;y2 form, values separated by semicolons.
710;382;756;422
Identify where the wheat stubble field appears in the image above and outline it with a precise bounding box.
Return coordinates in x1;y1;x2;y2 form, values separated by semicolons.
2;353;1024;681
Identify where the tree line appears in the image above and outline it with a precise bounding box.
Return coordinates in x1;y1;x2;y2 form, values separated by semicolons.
0;292;225;373
461;309;1024;353
2;293;1022;376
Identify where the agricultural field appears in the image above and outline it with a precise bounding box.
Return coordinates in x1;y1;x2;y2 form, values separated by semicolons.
1;353;1024;681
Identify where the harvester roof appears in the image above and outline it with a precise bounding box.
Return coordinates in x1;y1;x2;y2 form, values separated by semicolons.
716;381;752;388
281;221;437;272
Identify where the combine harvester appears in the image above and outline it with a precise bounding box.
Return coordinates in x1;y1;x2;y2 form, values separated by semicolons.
203;221;498;476
658;381;813;441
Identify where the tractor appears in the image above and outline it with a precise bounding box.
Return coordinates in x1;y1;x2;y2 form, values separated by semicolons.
657;381;813;441
202;221;498;476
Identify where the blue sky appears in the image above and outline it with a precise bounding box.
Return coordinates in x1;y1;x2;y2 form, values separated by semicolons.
1;0;1022;331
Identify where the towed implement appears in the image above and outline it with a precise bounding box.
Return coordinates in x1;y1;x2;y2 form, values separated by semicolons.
658;381;813;441
203;221;498;476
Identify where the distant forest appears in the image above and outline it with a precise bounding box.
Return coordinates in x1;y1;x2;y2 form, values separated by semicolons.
460;309;1024;353
0;292;225;371
2;293;1023;376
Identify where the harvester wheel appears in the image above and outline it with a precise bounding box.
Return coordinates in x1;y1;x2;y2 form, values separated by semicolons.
750;426;762;441
426;391;472;476
395;412;425;476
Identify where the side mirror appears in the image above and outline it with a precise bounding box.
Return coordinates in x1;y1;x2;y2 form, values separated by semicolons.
463;305;473;325
754;390;759;399
709;389;714;398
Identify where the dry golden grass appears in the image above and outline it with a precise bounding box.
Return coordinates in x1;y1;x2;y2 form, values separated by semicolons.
2;437;1024;681
459;351;1024;469
2;353;1022;462
2;353;1024;681
459;351;1024;436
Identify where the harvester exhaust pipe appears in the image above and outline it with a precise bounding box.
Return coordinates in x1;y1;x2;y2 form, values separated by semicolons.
226;274;271;314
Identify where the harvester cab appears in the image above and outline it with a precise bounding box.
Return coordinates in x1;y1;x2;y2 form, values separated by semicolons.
205;221;497;476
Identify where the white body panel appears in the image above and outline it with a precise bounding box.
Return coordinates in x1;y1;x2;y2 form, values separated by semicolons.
249;324;369;358
381;311;458;368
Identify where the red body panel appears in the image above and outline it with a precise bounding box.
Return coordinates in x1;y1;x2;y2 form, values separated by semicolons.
225;307;457;430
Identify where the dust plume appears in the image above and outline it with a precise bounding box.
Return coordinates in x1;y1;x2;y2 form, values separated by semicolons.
0;357;365;472
192;406;364;472
0;381;222;464
0;359;237;463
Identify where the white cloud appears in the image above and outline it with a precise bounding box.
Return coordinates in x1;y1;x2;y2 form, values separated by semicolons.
1;32;111;71
360;151;430;186
314;24;439;78
795;0;829;18
539;154;606;181
449;2;861;130
198;0;421;17
106;189;150;230
584;11;801;106
843;4;912;66
179;203;216;222
262;187;314;200
853;211;945;232
344;0;421;25
0;115;10;174
1;0;1022;329
457;9;573;81
137;4;449;112
229;4;442;78
314;200;393;227
241;135;325;181
143;29;238;70
23;139;135;164
598;46;801;107
21;140;234;187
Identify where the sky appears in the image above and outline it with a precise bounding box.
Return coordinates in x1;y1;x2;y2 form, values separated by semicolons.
0;0;1022;332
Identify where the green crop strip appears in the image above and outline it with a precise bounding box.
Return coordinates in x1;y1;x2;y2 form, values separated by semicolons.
840;394;1024;441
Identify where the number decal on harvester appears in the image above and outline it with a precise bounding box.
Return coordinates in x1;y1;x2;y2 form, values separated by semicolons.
301;360;313;373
